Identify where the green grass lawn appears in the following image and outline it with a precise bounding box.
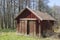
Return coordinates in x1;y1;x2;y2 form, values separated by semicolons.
0;32;41;40
0;29;59;40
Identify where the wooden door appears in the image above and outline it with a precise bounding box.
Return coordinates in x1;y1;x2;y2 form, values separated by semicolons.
28;20;36;36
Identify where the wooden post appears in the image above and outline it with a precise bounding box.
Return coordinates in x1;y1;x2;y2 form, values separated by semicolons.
20;21;22;33
16;23;19;33
39;24;41;37
34;21;36;36
17;21;20;33
39;20;41;37
22;21;25;34
24;20;27;35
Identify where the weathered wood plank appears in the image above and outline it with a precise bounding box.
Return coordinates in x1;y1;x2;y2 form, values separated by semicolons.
20;18;37;20
20;21;22;33
24;20;27;35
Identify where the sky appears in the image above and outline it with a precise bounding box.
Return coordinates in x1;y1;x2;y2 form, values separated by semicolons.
48;0;60;7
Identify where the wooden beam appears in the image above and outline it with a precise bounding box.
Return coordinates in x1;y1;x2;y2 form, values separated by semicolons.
20;21;22;33
20;18;37;20
34;21;36;36
24;20;27;35
39;21;41;37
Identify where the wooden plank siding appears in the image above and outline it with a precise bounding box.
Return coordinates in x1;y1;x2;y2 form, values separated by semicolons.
18;20;38;36
18;9;38;19
19;20;27;35
16;20;20;33
16;9;41;36
18;9;39;36
19;21;22;33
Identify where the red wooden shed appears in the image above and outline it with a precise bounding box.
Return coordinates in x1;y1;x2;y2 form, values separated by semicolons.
15;7;55;37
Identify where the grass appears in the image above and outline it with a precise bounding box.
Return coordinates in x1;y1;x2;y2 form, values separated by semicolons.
0;29;41;40
0;32;40;40
0;29;59;40
0;32;41;40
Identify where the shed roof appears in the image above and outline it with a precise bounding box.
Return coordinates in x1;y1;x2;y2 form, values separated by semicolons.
15;7;55;21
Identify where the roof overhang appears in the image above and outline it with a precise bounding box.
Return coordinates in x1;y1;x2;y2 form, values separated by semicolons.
15;7;56;21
